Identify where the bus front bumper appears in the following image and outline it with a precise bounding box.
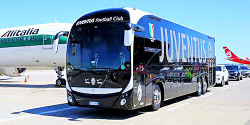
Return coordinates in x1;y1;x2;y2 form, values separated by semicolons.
67;89;133;110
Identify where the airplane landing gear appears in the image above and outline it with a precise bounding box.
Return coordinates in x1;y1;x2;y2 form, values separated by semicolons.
54;67;66;86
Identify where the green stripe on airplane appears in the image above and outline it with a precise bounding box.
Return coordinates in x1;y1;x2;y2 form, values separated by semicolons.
0;34;67;48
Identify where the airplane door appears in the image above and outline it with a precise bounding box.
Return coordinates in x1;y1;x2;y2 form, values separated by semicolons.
43;35;53;49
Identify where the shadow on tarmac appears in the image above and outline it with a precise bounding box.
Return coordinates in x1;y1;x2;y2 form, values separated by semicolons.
0;83;58;88
160;89;211;108
0;78;13;80
10;90;212;121
12;103;142;121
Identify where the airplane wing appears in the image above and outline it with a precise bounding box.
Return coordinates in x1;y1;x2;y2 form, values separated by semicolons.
223;46;250;64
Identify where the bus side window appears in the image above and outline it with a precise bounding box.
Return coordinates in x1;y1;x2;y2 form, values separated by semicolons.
134;36;145;66
143;38;161;70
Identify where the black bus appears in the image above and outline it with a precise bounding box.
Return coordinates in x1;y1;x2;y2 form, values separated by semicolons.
66;8;216;110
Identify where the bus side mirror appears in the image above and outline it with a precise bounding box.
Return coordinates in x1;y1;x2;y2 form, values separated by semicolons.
124;29;134;46
124;23;144;46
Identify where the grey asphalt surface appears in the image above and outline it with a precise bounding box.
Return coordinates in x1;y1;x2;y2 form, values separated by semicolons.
0;70;250;125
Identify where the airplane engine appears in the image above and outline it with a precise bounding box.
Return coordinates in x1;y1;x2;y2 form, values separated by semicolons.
0;68;27;77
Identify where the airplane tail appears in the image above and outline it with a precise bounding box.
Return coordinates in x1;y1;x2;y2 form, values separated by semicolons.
223;46;239;59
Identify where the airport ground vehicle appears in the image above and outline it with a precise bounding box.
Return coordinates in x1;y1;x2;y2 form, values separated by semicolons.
0;23;71;86
66;8;216;110
216;65;229;86
226;65;243;81
240;66;250;77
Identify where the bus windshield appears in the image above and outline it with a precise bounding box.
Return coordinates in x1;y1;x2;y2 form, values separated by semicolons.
68;23;130;70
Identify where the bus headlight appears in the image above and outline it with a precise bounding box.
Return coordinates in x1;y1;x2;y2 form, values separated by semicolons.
68;95;73;103
120;98;126;106
67;91;76;106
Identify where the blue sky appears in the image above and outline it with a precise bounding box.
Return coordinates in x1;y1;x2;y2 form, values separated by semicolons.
1;0;250;64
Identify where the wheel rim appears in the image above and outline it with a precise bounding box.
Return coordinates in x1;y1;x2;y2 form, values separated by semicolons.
154;89;161;106
56;80;62;86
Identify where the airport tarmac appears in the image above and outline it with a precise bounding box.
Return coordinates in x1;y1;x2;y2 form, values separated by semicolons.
0;70;250;125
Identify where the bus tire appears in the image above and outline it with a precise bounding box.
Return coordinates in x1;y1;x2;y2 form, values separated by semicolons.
151;85;162;111
196;78;202;96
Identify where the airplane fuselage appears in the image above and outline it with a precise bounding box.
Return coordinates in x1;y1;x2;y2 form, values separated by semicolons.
0;23;71;68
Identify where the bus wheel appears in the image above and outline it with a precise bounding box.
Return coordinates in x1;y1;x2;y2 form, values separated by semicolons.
196;78;202;96
202;78;207;94
151;85;162;111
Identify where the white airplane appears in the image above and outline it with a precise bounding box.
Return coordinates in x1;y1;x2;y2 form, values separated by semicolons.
0;23;72;86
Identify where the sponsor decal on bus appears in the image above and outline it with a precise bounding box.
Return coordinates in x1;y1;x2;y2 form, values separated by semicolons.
76;16;124;26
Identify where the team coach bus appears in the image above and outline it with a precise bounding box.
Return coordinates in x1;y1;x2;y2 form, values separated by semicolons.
66;8;216;110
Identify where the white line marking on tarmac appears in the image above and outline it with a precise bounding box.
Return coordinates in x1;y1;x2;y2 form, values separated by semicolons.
0;107;78;123
202;93;214;98
222;87;229;91
166;103;189;112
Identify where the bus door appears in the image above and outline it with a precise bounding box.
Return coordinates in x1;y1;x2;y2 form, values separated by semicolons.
133;36;147;109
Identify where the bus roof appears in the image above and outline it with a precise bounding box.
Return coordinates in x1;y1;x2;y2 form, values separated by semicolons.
123;7;215;41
